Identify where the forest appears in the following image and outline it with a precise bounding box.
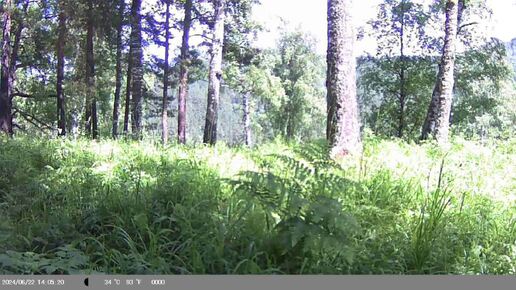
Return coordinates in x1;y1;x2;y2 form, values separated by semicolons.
0;0;514;274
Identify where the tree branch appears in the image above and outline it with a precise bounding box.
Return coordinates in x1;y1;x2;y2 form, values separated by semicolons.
458;22;478;34
12;123;29;133
190;33;211;43
13;108;56;132
11;91;56;100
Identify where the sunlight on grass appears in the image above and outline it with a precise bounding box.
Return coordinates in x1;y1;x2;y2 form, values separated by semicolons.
0;136;514;274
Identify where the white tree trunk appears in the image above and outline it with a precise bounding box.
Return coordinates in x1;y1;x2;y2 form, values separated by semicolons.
326;0;361;157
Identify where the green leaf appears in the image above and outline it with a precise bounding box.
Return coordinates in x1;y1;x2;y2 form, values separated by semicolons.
133;213;148;230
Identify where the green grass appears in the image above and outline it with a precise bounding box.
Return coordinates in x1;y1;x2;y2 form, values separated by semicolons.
0;135;514;274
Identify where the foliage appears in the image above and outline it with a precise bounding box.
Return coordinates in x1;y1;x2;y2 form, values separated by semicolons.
1;0;515;276
358;55;436;139
0;136;514;274
453;39;516;139
358;0;515;141
270;28;326;141
0;245;90;274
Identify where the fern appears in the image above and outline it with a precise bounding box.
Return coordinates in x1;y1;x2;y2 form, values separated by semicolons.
229;152;358;272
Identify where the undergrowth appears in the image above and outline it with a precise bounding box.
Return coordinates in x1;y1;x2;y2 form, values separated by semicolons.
0;136;514;274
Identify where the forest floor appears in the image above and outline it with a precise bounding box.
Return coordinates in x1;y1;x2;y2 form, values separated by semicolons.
0;136;514;274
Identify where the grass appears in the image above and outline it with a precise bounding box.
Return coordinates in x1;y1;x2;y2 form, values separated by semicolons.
0;135;514;274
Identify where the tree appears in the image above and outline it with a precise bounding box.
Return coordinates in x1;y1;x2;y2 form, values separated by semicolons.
56;0;67;136
452;39;515;139
421;0;461;143
112;0;125;139
161;0;172;145
366;0;430;138
0;0;13;135
203;0;226;145
359;0;435;139
360;0;501;140
358;55;436;139
9;0;30;92
130;0;144;139
326;0;361;157
224;55;286;146
272;29;325;141
222;0;262;146
84;0;98;139
177;0;193;144
124;45;133;135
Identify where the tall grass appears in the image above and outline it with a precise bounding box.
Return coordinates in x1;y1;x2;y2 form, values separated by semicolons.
0;136;514;274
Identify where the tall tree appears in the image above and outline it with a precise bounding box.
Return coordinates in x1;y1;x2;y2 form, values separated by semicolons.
421;0;461;142
84;0;98;139
177;0;193;144
242;91;251;145
123;46;133;135
272;29;325;140
112;0;125;139
161;0;171;145
0;0;13;135
56;0;67;136
203;0;226;145
365;0;430;138
222;0;262;146
130;0;144;139
10;0;29;97
326;0;361;157
396;0;407;138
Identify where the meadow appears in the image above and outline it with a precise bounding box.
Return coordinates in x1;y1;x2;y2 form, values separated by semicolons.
0;135;514;274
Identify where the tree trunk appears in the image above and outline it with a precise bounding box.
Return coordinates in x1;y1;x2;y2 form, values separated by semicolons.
421;0;461;143
286;110;295;140
56;0;67;136
161;0;171;145
177;0;192;144
85;0;98;139
0;0;13;135
0;0;29;136
123;46;132;134
421;65;442;140
397;0;406;138
243;92;251;146
70;108;79;138
203;0;225;145
130;0;143;140
326;0;361;157
112;0;125;139
9;0;29;94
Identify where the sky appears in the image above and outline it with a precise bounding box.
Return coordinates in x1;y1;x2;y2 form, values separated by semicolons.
145;0;516;59
251;0;516;55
